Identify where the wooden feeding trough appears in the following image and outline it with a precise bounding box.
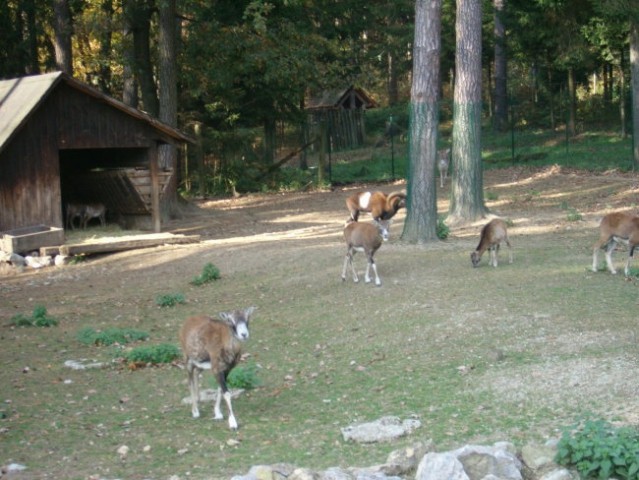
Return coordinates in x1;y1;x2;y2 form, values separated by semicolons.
0;225;64;254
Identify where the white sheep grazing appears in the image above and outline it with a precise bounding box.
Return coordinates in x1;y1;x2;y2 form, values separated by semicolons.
179;306;256;430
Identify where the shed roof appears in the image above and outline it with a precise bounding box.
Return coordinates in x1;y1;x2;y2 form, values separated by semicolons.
0;71;192;155
307;85;378;110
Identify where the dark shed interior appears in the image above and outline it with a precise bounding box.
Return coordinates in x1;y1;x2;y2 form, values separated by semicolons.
0;72;191;235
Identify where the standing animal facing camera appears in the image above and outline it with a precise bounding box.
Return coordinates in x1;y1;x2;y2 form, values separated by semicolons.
179;307;256;430
81;203;106;229
346;191;406;222
592;212;639;276
341;219;390;286
470;218;513;268
438;148;450;188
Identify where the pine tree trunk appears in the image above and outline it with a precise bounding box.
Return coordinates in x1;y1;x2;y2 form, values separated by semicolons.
98;0;114;94
493;0;508;132
631;18;639;168
448;0;487;224
53;0;73;74
401;0;441;244
158;0;178;216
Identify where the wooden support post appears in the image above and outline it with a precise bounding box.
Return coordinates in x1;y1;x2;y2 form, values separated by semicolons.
149;143;161;233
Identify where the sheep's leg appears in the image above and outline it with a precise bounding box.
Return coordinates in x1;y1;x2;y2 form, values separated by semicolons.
343;248;359;283
505;239;513;264
186;361;200;418
624;244;636;277
604;240;618;274
214;386;224;421
366;258;381;286
216;372;237;430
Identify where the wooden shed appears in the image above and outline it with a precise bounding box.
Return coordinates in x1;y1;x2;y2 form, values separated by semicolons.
306;86;378;151
0;71;192;242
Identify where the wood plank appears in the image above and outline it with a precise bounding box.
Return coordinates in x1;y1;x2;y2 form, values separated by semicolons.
40;234;200;256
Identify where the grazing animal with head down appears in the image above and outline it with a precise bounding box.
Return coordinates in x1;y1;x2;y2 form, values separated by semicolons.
471;218;513;268
346;191;406;222
179;306;256;430
341;219;390;286
438;148;450;188
592;212;639;276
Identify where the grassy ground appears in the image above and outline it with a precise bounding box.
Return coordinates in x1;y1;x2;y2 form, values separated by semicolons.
1;166;639;479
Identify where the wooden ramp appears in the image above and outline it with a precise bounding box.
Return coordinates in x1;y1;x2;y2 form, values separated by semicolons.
41;233;200;256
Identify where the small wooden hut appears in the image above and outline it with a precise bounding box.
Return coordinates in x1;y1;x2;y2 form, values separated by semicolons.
0;72;192;241
306;86;378;151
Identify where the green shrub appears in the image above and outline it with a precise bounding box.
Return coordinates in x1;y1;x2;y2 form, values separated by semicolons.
227;362;260;390
191;263;221;286
10;305;58;327
77;327;149;346
122;343;181;365
485;191;499;201
556;418;639;479
155;293;186;307
566;208;582;222
437;215;450;240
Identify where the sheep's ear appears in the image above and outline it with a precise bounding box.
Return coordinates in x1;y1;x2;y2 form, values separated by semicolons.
244;306;256;318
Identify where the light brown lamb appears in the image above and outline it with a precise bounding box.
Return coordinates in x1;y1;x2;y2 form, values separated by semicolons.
470;218;513;268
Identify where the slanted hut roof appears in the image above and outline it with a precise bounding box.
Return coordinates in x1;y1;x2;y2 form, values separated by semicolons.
0;71;191;156
307;85;378;111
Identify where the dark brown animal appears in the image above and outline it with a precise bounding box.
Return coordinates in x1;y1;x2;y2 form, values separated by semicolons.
346;191;406;222
470;218;513;268
65;202;85;230
179;307;255;430
341;219;390;286
591;212;639;276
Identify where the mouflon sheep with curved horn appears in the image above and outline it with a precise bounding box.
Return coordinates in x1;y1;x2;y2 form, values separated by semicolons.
179;306;256;430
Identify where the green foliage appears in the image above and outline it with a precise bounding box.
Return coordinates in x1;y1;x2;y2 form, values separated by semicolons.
227;362;261;390
155;293;186;307
77;327;149;346
485;191;499;201
190;263;221;286
566;208;583;222
121;343;181;365
437;215;450;240
10;305;58;327
556;418;639;480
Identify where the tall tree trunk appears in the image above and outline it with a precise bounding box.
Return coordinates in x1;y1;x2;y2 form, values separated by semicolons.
401;0;441;244
121;7;138;107
53;0;73;74
493;0;508;132
388;51;399;106
158;0;178;217
98;0;114;93
125;0;158;116
631;18;639;169
449;0;487;224
618;49;626;139
567;67;577;137
24;0;39;74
